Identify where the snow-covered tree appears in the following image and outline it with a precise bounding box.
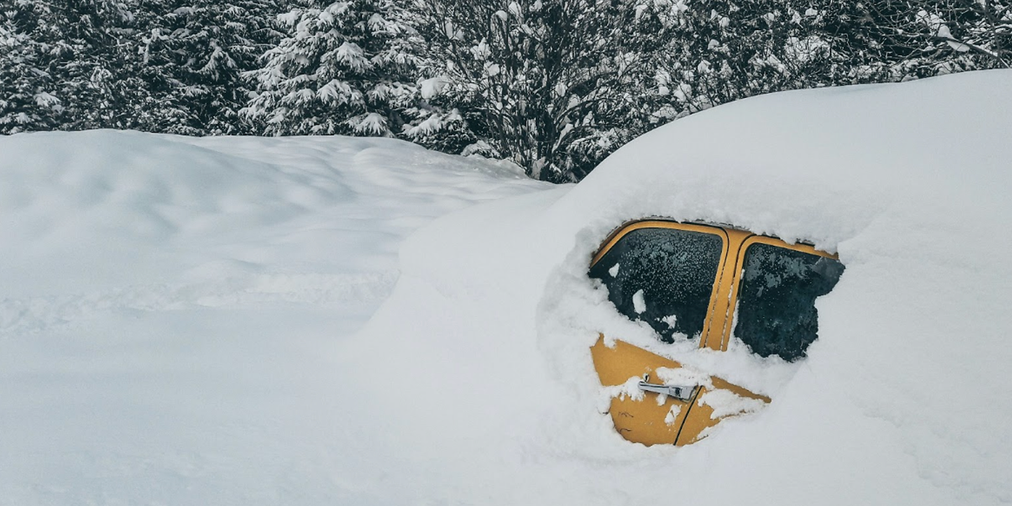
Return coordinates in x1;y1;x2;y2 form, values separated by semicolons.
242;0;426;136
643;0;837;119
0;4;60;133
124;0;284;134
646;0;1011;130
847;0;1010;76
3;0;1007;182
412;0;673;181
0;0;135;133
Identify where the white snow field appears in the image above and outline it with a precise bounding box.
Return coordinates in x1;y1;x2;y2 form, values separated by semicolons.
0;132;550;504
4;69;1012;505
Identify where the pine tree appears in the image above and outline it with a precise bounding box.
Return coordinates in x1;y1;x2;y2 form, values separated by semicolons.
123;0;284;134
242;0;426;137
4;0;1007;182
0;0;135;133
647;0;1011;129
0;3;61;133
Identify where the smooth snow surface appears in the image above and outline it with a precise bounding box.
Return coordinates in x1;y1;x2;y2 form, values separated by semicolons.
360;70;1012;506
4;70;1012;506
0;131;548;504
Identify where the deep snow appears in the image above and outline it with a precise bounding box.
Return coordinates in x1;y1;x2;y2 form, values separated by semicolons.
356;69;1012;505
3;70;1012;506
0;131;549;504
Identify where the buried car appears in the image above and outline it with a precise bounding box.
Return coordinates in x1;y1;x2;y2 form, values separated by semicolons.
350;70;1012;505
587;220;844;446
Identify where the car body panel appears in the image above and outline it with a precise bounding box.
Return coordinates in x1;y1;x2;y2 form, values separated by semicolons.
589;220;839;446
590;335;770;446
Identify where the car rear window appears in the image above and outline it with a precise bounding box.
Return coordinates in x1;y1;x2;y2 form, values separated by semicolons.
589;228;722;342
733;243;845;361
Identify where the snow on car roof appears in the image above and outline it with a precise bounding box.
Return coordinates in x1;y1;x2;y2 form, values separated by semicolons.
374;70;1012;505
564;69;1012;251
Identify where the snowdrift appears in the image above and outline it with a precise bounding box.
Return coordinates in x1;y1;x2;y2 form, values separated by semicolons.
3;70;1011;505
358;70;1012;505
0;131;548;505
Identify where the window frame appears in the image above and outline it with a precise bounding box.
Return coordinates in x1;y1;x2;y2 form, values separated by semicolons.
719;235;841;353
590;220;730;346
591;220;840;354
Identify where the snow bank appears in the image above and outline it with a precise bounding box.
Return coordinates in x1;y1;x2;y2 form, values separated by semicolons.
5;70;1011;506
0;130;548;505
0;130;542;331
357;70;1012;505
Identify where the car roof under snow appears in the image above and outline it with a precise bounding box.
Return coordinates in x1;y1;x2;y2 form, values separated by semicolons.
373;70;1012;505
561;69;1012;252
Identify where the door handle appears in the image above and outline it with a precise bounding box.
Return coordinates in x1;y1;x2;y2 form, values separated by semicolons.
638;374;697;401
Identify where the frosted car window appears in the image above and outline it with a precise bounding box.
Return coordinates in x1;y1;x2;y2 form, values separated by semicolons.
733;244;844;361
589;228;722;342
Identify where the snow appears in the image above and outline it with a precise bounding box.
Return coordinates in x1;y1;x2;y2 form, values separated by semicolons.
602;376;647;403
631;288;646;313
4;70;1012;505
403;113;441;137
334;41;369;72
660;313;677;328
33;91;62;110
354;69;1012;505
351;112;387;135
654;365;711;390
663;404;681;424
418;75;450;100
0;130;548;505
316;79;365;108
698;389;766;419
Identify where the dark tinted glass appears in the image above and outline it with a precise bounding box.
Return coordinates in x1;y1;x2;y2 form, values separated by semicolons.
733;244;844;361
589;228;723;342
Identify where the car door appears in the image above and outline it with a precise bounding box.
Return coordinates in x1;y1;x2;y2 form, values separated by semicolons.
590;335;771;446
588;221;842;446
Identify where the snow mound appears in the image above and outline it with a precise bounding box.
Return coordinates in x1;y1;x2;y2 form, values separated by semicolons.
358;70;1012;505
0;130;549;505
5;70;1012;505
0;130;541;331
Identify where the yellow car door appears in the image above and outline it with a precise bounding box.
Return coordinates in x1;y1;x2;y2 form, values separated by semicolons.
588;221;843;446
591;336;770;446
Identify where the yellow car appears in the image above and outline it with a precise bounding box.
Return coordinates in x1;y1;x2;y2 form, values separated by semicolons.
587;220;844;446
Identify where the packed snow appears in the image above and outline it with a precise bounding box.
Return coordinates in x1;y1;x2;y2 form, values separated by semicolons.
4;70;1012;505
358;69;1012;505
0;131;549;504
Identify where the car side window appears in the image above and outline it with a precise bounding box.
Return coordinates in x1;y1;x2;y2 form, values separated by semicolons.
733;243;845;361
589;228;722;342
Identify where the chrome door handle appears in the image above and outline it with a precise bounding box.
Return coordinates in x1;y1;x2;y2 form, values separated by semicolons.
638;374;697;401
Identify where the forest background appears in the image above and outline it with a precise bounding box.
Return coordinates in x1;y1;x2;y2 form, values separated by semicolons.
1;0;1009;182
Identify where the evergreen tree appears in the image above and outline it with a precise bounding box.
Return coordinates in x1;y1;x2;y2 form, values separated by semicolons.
647;0;1011;128
0;0;135;133
125;0;284;134
0;3;61;133
3;0;1008;183
413;0;671;181
242;0;426;137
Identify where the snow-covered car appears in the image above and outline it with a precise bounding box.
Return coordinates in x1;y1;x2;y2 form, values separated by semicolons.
355;69;1012;505
587;220;844;446
14;71;1003;505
